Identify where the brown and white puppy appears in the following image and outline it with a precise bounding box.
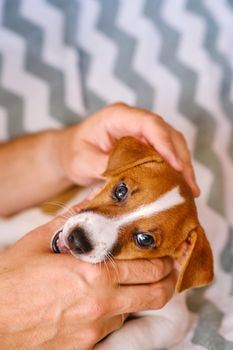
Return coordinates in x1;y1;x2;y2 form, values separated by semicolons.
52;136;214;349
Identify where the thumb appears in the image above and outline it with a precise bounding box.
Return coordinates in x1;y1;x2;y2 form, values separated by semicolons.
72;144;109;186
14;199;91;254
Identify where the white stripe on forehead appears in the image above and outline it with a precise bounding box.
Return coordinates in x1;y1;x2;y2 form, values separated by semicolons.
116;186;185;227
62;186;185;263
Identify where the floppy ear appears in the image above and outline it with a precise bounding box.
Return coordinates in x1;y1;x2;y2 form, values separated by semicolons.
103;136;163;177
175;225;214;293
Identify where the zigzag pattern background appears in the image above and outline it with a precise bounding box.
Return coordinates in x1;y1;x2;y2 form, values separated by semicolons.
0;0;233;349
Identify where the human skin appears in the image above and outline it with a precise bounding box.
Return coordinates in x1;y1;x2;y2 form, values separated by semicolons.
0;201;176;350
0;103;199;217
0;103;198;349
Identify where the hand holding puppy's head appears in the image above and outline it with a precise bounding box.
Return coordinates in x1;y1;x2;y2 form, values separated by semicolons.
53;137;214;292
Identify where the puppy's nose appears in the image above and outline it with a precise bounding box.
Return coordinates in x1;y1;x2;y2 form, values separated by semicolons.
67;227;93;254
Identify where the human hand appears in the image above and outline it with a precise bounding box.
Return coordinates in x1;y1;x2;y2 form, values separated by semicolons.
0;202;176;350
55;103;200;196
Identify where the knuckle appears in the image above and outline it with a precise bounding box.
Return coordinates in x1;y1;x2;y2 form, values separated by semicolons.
154;128;173;144
87;300;106;321
145;286;169;310
118;264;128;283
120;316;125;328
176;130;184;139
123;295;134;313
151;260;164;280
179;133;186;142
146;114;165;127
88;327;103;344
177;131;189;147
108;101;129;111
161;135;174;146
107;261;120;281
154;114;166;124
116;315;125;330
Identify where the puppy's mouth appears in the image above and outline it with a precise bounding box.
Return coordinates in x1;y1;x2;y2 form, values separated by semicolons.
51;231;114;263
51;211;120;263
51;228;192;270
51;230;70;254
51;227;116;264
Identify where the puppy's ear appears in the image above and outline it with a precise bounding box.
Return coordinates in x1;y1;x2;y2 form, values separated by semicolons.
103;136;163;177
175;225;214;293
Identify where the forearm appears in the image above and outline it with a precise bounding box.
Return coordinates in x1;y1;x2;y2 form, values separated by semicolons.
0;130;72;217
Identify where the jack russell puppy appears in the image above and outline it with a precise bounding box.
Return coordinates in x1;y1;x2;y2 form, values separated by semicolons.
51;136;214;350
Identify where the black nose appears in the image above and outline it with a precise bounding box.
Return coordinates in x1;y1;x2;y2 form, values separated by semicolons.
67;227;93;254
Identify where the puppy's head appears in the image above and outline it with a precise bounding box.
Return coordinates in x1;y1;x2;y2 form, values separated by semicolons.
52;137;214;292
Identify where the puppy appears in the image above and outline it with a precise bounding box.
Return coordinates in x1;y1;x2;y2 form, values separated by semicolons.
51;136;214;350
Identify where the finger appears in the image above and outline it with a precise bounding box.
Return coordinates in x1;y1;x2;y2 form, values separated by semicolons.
16;200;91;253
170;129;200;197
111;257;174;285
72;143;109;186
182;167;200;197
87;185;104;201
114;269;177;314
100;314;125;341
108;106;183;171
142;119;183;171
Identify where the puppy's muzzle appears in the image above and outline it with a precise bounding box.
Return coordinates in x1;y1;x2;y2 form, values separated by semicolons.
51;229;70;254
51;230;62;253
51;227;93;255
67;227;93;254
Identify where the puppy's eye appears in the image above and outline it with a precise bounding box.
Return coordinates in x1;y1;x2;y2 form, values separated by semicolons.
113;183;128;202
134;232;155;249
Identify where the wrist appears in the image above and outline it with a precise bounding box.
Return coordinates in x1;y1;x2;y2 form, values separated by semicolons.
0;273;20;349
41;129;73;188
0;130;74;216
54;124;87;186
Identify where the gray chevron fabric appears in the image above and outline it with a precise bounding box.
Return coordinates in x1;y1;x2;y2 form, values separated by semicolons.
1;0;233;349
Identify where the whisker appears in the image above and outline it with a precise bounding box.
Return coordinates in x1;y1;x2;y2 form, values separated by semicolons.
43;208;71;221
106;252;120;286
103;259;111;281
110;255;120;286
56;213;72;221
97;261;103;277
45;201;76;217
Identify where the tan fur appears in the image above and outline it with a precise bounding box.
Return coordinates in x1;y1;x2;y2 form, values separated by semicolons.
82;137;214;292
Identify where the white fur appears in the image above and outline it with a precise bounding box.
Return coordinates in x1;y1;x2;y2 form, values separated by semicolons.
62;186;185;263
94;293;189;350
60;186;188;349
63;212;117;262
117;186;184;226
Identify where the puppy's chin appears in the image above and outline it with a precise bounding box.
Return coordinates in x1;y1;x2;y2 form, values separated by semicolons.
70;251;108;264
